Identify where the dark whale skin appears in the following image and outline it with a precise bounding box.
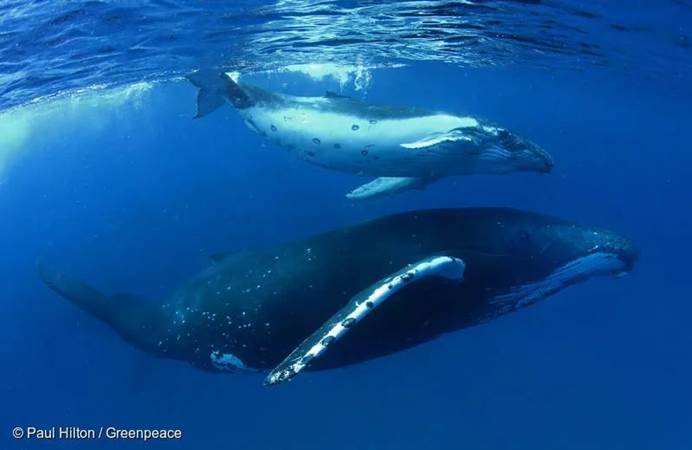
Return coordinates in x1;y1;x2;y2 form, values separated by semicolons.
39;208;636;373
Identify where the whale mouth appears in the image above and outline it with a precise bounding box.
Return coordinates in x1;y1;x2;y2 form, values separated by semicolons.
566;251;629;278
486;127;553;173
489;251;631;311
522;144;553;173
537;148;554;173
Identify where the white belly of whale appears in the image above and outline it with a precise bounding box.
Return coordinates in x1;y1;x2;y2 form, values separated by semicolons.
241;105;478;176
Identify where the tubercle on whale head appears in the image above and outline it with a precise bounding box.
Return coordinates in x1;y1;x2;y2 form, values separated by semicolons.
568;225;638;274
584;228;639;275
496;128;554;174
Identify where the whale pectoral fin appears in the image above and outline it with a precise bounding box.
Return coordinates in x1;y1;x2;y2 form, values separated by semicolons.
401;129;472;150
265;256;466;386
346;177;440;200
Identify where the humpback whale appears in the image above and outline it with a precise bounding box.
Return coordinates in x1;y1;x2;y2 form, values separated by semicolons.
39;208;636;385
188;72;554;199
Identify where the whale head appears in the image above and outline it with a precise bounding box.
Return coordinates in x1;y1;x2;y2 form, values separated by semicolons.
555;223;638;275
504;214;639;282
469;124;554;174
476;210;638;312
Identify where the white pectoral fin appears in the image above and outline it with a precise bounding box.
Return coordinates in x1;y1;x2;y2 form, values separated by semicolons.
264;255;465;386
346;177;440;200
401;129;471;150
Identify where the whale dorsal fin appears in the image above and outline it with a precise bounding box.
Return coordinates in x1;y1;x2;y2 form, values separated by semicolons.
210;250;243;264
210;249;254;265
111;293;146;304
324;91;364;102
325;90;350;99
265;255;466;385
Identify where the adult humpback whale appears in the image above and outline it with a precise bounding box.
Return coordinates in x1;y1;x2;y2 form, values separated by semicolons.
188;72;554;199
40;208;636;385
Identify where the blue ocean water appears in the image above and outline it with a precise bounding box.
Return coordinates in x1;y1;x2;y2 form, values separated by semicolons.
1;1;691;449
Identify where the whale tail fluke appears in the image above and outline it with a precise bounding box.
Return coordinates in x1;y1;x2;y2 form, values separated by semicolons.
186;70;253;118
193;88;225;119
37;261;160;354
38;261;113;323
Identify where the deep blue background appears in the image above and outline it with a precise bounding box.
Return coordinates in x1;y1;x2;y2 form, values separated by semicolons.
2;63;691;449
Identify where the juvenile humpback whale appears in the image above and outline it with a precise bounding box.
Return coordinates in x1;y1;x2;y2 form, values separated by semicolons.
188;72;554;199
40;208;636;385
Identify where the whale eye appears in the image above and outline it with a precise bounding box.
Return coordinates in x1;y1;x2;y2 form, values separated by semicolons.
352;124;360;131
